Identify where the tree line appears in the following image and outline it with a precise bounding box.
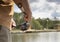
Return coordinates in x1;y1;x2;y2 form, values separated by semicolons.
13;12;60;30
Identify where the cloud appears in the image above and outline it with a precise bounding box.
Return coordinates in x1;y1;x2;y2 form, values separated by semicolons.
30;0;60;19
47;0;60;2
39;4;54;12
32;11;50;19
30;0;52;18
14;0;60;19
47;0;60;4
30;0;38;3
51;11;60;17
51;5;60;17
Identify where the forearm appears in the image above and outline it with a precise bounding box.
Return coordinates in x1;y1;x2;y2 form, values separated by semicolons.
13;0;32;22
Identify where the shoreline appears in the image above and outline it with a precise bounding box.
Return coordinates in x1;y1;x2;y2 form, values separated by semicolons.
11;29;60;34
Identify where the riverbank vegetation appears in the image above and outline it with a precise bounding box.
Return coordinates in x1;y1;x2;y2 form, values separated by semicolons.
13;12;60;30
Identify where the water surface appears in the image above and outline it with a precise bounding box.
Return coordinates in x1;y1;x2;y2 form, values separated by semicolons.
12;32;60;42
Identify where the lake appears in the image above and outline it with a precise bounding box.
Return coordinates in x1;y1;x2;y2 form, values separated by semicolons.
12;32;60;42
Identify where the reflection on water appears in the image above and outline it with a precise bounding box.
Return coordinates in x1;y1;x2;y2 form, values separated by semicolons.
12;32;60;42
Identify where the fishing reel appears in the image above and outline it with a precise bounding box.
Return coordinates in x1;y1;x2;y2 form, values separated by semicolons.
20;22;30;31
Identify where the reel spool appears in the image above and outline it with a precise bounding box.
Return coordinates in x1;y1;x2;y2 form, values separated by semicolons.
20;22;30;31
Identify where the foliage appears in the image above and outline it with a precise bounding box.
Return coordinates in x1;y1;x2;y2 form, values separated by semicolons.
31;18;43;30
13;12;24;29
13;12;60;30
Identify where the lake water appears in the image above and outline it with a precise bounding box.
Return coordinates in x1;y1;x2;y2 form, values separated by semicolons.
12;32;60;42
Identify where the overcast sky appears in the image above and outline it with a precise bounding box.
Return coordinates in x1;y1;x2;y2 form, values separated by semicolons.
14;0;60;19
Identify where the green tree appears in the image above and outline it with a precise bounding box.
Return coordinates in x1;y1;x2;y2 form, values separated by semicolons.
13;12;24;29
31;18;43;30
36;18;54;29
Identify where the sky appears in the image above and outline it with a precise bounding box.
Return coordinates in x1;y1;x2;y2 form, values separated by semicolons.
14;0;60;19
